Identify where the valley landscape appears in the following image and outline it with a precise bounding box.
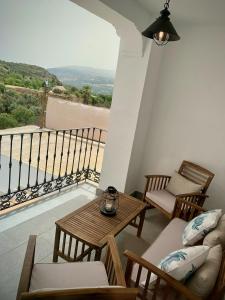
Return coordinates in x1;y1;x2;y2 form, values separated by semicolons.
48;65;114;95
0;60;114;129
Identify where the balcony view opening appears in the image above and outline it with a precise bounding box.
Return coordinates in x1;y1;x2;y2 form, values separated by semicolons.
0;0;119;214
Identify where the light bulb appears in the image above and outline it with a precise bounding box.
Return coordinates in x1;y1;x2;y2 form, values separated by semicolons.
153;31;169;46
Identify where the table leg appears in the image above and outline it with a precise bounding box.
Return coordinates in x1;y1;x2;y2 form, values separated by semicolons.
53;226;61;262
137;208;146;238
94;248;102;261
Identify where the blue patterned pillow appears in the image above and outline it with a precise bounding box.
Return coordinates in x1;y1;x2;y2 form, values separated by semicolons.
141;246;209;287
183;209;222;246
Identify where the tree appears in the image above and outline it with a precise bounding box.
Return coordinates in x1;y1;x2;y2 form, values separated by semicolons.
80;85;92;105
0;113;18;129
70;86;78;93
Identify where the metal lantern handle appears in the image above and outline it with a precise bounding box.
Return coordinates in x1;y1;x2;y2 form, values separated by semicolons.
107;186;117;195
164;0;171;9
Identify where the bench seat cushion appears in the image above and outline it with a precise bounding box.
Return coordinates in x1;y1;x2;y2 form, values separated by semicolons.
131;218;187;284
30;261;109;291
146;190;176;214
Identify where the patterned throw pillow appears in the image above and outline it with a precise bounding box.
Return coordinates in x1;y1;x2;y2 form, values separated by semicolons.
183;209;222;246
141;246;209;287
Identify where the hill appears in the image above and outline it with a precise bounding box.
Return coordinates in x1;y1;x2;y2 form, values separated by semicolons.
0;59;61;90
48;65;114;95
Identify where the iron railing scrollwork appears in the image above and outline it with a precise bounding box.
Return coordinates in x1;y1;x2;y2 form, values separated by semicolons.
0;127;106;211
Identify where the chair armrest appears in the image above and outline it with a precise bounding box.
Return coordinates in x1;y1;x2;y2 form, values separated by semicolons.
124;250;202;300
17;235;37;300
176;192;208;208
176;192;208;199
143;175;171;200
172;197;206;221
104;235;126;287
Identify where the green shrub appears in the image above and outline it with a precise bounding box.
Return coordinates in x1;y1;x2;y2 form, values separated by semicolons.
0;83;6;93
0;113;18;129
11;105;36;125
53;88;63;94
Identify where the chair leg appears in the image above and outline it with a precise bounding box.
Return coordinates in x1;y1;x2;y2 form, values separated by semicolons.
137;209;146;238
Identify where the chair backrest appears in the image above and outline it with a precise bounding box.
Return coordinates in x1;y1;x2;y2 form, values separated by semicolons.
178;160;214;193
19;287;138;300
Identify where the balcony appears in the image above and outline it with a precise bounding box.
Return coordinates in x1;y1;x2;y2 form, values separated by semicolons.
0;127;167;299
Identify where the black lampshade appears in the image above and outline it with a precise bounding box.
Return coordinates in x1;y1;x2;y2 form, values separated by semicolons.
142;7;180;45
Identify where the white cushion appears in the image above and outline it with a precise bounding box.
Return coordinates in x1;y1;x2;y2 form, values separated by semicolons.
166;171;202;196
183;209;222;246
146;190;176;214
141;246;209;287
30;261;109;292
203;214;225;249
186;245;222;298
132;218;187;285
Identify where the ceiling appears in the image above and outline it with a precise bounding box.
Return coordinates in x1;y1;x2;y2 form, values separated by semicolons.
137;0;225;26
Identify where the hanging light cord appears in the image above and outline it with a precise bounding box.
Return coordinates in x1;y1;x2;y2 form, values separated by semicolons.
164;0;171;9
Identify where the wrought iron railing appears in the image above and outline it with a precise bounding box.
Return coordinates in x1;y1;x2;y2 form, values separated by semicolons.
0;127;106;211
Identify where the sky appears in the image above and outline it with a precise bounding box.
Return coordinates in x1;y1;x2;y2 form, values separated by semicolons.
0;0;120;70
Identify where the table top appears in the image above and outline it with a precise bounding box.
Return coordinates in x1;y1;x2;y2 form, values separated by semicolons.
56;193;146;247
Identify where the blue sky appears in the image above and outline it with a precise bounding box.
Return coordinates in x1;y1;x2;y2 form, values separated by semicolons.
0;0;120;70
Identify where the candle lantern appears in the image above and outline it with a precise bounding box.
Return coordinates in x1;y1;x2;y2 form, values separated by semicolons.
100;186;119;216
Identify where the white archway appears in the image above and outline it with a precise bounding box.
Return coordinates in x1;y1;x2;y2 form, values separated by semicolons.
71;0;160;193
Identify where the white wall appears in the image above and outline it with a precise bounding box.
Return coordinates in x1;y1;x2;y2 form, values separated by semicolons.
135;25;225;210
99;39;153;192
125;43;163;194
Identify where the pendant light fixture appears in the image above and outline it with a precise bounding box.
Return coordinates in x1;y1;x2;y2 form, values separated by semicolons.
142;0;180;46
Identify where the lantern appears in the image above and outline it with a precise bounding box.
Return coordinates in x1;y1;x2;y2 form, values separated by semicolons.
100;186;119;216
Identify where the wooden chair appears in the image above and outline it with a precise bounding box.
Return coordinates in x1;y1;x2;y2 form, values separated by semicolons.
124;199;225;300
17;235;137;300
143;160;214;219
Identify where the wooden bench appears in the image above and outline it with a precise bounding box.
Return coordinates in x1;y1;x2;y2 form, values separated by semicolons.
124;199;225;300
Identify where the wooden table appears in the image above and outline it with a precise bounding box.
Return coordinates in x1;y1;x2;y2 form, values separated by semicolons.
53;193;146;262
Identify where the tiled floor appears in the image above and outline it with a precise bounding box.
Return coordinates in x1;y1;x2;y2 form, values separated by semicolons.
0;183;169;300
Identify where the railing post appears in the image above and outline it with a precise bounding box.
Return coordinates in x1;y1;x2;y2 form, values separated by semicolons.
18;133;24;191
58;130;65;180
94;129;102;173
65;130;72;176
77;128;84;182
71;129;78;175
83;128;90;180
8;134;13;194
35;132;42;186
86;127;95;181
27;133;33;188
44;131;50;183
51;131;58;181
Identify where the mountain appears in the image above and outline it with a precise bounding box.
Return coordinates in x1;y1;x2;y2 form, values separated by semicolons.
48;65;115;95
0;59;61;89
